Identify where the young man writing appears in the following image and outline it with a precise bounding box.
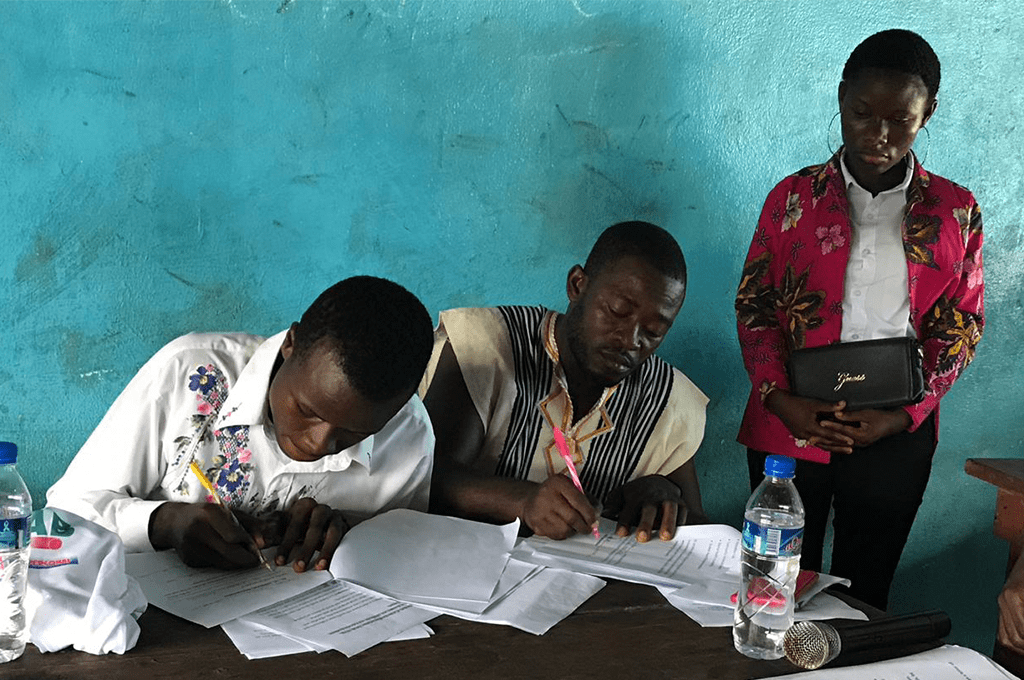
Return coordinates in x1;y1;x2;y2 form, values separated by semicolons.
47;276;434;571
421;222;709;541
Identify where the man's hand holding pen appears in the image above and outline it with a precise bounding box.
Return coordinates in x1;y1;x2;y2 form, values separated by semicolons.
518;474;599;540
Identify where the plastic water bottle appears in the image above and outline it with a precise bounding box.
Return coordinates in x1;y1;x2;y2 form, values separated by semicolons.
0;442;32;663
733;454;805;659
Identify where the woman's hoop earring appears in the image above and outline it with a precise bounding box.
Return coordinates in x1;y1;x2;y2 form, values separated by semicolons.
915;126;930;166
826;112;842;155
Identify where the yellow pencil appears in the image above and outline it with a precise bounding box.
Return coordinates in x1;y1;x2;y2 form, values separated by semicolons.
189;460;273;571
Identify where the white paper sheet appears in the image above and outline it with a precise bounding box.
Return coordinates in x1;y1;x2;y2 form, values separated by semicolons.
385;623;434;641
414;560;606;635
514;520;741;589
330;509;519;613
127;510;600;657
796;573;852;607
475;565;604;635
221;618;322;659
666;589;867;628
763;644;1016;680
239;579;438;657
419;557;541;614
660;572;867;627
125;549;332;627
222;614;434;659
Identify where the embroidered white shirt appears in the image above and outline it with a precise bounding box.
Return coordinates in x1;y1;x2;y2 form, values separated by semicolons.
839;153;916;342
46;330;434;552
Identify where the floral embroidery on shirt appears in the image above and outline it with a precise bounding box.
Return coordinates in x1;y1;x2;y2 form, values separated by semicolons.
755;226;770;250
172;364;231;493
775;262;826;349
815;224;845;255
740;333;780;368
903;214;942;270
189;366;218;394
789;240;806;262
738;256;827;351
171;364;229;466
172;364;254;505
736;252;777;331
953;207;972;243
781;193;803;232
795;162;830;204
209;425;254;506
189;364;228;417
923;296;983;375
966;258;983;290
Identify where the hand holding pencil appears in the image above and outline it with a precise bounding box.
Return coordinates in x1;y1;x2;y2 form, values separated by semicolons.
189;461;274;571
148;496;272;570
149;462;352;571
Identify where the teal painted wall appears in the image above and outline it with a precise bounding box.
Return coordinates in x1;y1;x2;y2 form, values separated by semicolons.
2;0;1021;655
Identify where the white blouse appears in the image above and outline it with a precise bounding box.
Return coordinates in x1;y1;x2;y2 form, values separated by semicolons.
840;152;916;342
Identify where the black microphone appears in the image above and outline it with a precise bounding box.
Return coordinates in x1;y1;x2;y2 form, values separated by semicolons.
783;610;952;670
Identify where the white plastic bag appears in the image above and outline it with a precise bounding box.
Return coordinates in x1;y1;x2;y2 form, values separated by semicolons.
25;507;147;655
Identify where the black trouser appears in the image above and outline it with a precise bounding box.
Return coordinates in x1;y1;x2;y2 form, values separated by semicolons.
746;413;936;611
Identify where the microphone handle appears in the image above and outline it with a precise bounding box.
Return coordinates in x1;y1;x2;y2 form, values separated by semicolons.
833;610;952;655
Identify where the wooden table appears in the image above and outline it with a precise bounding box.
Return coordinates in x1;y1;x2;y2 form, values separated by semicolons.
965;458;1024;566
965;457;1024;676
6;580;820;680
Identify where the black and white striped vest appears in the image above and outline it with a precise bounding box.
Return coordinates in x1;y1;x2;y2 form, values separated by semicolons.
493;305;674;505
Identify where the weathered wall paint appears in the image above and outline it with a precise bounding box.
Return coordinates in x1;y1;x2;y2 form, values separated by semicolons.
2;0;1021;653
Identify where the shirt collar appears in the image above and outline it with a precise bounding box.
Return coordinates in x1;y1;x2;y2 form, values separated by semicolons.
839;150;915;196
275;431;375;473
215;329;375;473
215;330;286;430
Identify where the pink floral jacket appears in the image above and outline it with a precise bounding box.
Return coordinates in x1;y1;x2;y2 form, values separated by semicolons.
735;150;984;463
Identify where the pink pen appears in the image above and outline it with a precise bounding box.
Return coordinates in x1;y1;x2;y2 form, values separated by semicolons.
552;426;600;539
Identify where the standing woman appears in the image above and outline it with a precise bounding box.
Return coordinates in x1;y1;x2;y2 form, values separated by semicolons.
735;29;984;611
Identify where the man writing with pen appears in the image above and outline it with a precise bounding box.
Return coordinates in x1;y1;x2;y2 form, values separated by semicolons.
421;222;710;541
47;276;435;571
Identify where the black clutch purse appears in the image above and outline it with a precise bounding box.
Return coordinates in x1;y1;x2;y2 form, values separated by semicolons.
786;337;925;411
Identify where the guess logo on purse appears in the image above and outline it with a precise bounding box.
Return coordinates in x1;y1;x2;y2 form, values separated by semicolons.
787;337;924;411
835;372;867;391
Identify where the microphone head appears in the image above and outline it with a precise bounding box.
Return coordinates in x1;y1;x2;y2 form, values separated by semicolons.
783;621;842;669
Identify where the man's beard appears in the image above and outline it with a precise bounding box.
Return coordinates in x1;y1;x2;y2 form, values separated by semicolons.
563;306;621;389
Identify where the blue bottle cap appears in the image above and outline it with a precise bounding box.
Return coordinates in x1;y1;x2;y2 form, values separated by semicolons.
0;441;16;465
764;454;795;479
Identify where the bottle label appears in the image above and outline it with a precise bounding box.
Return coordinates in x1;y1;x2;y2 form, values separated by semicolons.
0;516;30;550
742;519;802;557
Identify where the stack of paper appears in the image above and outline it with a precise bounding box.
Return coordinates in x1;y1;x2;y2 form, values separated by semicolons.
515;519;867;627
229;579;436;657
326;509;605;634
126;509;605;658
125;548;435;658
330;509;522;613
514;519;742;589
